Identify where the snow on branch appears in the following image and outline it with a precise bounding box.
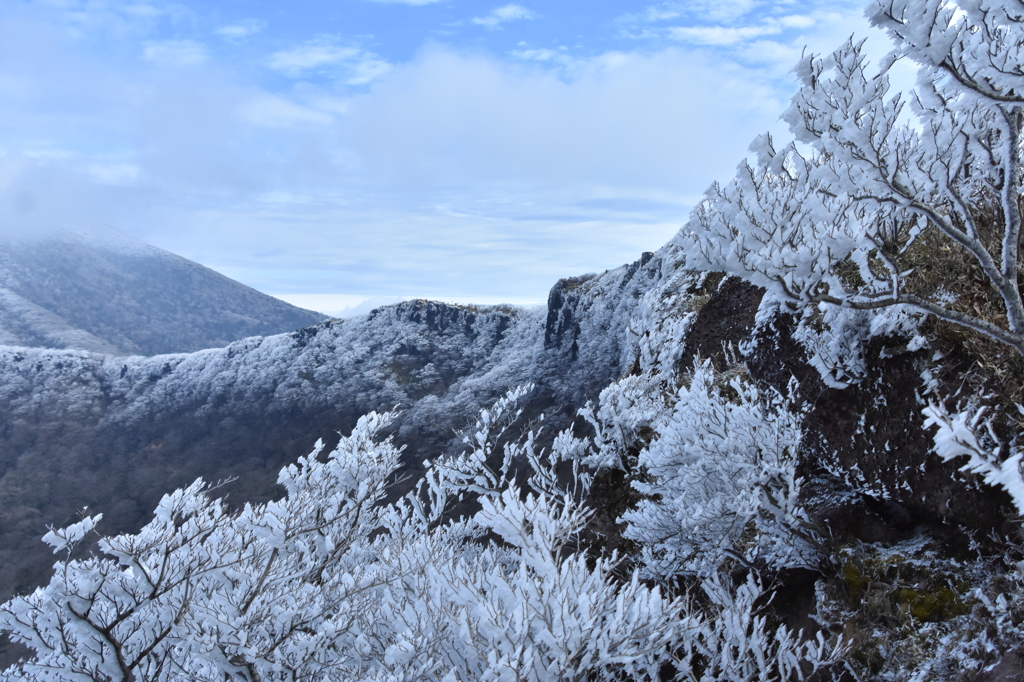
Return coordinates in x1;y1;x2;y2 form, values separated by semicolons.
924;397;1024;516
682;0;1024;370
0;385;844;680
621;362;821;578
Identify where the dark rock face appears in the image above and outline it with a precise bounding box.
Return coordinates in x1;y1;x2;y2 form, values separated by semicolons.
676;277;1016;549
544;275;593;358
746;313;1016;550
680;276;763;370
0;230;327;355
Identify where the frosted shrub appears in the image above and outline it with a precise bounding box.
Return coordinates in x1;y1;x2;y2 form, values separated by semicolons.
693;573;835;682
924;396;1024;516
0;386;843;681
620;362;820;578
563;262;820;578
576;261;704;471
675;0;1024;553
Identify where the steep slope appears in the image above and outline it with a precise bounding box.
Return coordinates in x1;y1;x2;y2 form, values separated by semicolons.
0;228;327;355
4;237;1021;677
0;250;664;600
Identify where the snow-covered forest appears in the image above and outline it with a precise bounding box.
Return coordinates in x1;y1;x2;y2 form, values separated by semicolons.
5;0;1024;678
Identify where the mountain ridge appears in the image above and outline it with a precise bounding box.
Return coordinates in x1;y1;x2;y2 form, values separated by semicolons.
0;248;665;600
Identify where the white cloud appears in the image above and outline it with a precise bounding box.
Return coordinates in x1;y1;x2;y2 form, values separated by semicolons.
688;0;760;22
472;5;536;29
86;162;140;185
511;48;556;60
625;0;762;25
667;24;780;45
643;8;683;21
779;14;816;29
216;19;266;43
270;293;375;316
142;40;208;67
340;45;785;198
39;0;193;41
268;39;392;84
346;57;393;85
268;42;362;75
0;0;879;302
239;94;334;128
736;39;803;66
53;41;785;300
663;13;821;47
510;47;569;63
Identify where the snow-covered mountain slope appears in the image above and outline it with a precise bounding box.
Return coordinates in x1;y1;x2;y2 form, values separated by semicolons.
0;249;664;599
0;228;326;355
1;235;1020;678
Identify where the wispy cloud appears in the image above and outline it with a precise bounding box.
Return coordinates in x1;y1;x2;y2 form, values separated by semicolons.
142;40;207;67
39;0;193;41
238;94;334;129
472;5;536;29
666;14;818;46
510;45;572;65
363;0;446;4
269;43;362;75
216;19;266;43
623;0;762;26
667;24;780;45
0;0;876;303
511;47;560;61
268;39;392;85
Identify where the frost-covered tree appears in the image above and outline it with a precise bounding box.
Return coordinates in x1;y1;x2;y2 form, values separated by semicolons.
684;0;1024;362
0;387;840;681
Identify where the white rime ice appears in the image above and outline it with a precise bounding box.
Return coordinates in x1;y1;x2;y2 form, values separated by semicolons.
682;0;1024;361
566;257;822;579
0;388;839;681
17;0;1024;676
924;397;1024;516
620;363;819;578
680;0;1024;526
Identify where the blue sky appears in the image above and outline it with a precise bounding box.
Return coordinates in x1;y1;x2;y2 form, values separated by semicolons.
0;0;890;314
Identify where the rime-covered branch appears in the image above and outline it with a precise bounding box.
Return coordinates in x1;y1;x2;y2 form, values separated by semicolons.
683;0;1024;360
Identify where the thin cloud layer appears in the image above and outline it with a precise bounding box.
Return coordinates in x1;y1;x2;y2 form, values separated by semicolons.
216;19;266;43
268;39;392;85
0;0;881;302
472;5;536;29
142;39;208;66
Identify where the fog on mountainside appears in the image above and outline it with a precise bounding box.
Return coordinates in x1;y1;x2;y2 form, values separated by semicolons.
0;227;326;355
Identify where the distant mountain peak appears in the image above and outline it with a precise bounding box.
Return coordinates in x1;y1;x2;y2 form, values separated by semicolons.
0;227;326;355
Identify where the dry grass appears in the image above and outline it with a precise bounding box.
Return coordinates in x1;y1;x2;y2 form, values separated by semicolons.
854;196;1024;411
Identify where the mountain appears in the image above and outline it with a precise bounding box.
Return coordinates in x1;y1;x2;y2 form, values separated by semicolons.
0;249;663;600
0;228;327;355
